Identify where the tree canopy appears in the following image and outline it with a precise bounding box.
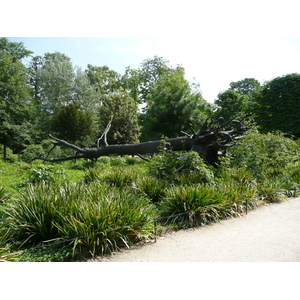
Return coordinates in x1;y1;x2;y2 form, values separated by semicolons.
253;73;300;137
141;66;211;141
98;89;140;145
1;37;299;163
0;38;34;159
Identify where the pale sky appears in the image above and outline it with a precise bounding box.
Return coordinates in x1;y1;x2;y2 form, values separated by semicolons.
4;1;300;102
7;37;300;102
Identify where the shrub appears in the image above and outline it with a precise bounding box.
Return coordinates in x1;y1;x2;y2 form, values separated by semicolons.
20;144;45;163
149;143;214;183
148;141;179;179
97;156;111;165
229;128;300;177
24;165;67;185
110;156;126;166
284;161;300;187
0;147;18;162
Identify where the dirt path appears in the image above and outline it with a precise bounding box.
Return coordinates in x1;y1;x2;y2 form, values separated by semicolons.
91;197;300;262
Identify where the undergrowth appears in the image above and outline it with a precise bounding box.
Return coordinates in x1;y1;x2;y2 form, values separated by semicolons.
1;129;300;261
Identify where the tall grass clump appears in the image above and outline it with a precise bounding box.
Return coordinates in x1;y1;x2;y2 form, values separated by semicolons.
133;175;168;203
84;166;139;189
4;182;157;257
256;178;287;203
159;185;225;229
0;186;11;204
159;174;258;229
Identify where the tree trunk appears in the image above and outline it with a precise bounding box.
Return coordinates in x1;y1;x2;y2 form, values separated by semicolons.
34;116;253;168
3;144;7;161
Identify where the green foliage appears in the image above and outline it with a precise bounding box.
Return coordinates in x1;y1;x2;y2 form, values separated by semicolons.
20;144;45;163
229;78;261;96
18;245;73;262
229;128;300;176
98;89;140;145
253;73;300;136
0;186;11;204
24;165;67;185
149;141;179;178
256;178;287;203
32;52;99;139
20;139;64;163
159;181;257;229
102;167;138;188
4;182;157;256
52;101;93;144
0;146;18;162
85;64;122;95
149;143;214;184
214;89;249;120
134;176;167;203
0;38;34;156
141;66;210;141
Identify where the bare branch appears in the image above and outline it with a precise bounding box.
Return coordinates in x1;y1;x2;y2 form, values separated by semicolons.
97;115;113;148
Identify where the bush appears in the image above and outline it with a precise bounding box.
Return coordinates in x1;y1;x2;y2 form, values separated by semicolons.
230;128;300;176
83;167;102;184
0;147;18;162
149;142;214;184
24;165;67;185
20;144;45;163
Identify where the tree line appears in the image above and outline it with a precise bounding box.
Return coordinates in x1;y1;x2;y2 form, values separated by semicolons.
1;37;300;161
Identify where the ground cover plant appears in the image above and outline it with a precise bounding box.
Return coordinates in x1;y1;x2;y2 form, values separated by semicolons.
0;129;300;261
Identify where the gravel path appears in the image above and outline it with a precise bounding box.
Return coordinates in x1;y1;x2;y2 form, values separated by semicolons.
92;197;300;262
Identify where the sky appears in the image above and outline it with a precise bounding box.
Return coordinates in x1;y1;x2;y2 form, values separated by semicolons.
7;37;300;102
3;1;300;103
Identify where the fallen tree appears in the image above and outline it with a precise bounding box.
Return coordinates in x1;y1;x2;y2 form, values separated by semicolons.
34;115;253;168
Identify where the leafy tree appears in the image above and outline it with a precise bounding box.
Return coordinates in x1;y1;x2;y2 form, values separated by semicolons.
120;55;172;107
121;67;141;103
52;102;93;145
85;64;122;95
98;89;140;145
141;66;211;141
253;73;300;136
31;52;98;139
138;55;171;103
214;89;249;120
0;38;34;159
229;78;261;95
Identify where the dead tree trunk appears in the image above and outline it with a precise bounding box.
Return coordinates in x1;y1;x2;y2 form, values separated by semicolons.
34;116;253;168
